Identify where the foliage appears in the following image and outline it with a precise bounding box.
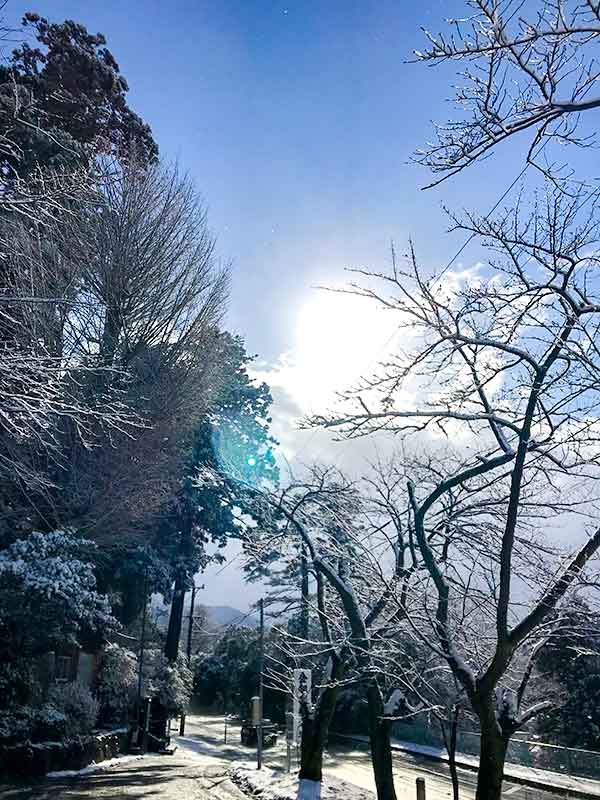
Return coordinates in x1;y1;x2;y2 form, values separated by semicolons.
0;12;157;175
0;531;113;658
0;659;42;711
46;681;99;738
333;687;369;734
95;547;172;628
156;334;279;583
0;682;100;745
0;706;38;746
536;607;600;751
158;334;278;663
144;650;193;716
95;644;138;723
194;626;257;712
193;626;284;722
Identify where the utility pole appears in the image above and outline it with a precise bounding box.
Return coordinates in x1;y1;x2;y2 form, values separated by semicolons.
186;583;197;661
179;583;197;736
135;566;149;751
257;597;264;770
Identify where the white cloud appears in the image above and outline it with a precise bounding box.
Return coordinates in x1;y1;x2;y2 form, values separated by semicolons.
251;287;409;472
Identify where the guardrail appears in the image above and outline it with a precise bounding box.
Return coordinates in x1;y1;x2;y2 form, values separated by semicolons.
389;722;600;781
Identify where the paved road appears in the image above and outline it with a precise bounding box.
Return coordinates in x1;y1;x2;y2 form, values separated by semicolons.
0;714;578;800
0;745;247;800
180;714;566;800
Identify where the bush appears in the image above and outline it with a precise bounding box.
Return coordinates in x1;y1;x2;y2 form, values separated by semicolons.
32;704;69;741
46;682;99;738
0;707;35;746
0;704;73;746
145;650;192;716
96;644;138;723
0;660;42;709
0;683;98;745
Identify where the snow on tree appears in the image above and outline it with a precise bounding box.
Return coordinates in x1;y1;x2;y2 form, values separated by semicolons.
0;530;113;710
0;530;113;652
96;643;138;724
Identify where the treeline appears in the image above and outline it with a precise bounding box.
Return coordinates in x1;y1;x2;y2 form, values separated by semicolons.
0;12;276;742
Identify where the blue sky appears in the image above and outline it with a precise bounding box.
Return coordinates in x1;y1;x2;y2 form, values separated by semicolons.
5;1;535;608
8;0;515;360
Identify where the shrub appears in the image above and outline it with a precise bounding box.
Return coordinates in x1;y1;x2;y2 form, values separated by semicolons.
0;703;71;745
0;707;34;745
0;660;42;709
96;644;138;723
145;650;192;716
32;704;69;741
47;681;99;737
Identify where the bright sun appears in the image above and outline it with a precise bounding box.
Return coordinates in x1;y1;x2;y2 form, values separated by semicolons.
289;289;401;413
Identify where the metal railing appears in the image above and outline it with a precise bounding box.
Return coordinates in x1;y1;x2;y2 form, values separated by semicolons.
391;721;600;780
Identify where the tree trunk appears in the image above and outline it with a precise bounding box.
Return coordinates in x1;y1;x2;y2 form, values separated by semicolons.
299;714;323;783
367;683;397;800
476;719;508;800
440;710;460;800
100;302;121;365
165;569;186;662
298;660;344;800
300;543;310;640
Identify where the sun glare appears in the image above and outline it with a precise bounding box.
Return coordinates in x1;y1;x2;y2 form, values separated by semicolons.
290;289;401;413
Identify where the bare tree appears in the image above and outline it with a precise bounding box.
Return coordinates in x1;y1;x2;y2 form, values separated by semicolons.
49;161;230;538
0;157;230;545
244;464;440;800
414;0;600;187
312;193;600;799
0;174;141;530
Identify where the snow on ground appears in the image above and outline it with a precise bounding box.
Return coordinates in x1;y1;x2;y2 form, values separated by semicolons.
46;753;148;779
230;763;375;800
333;732;600;798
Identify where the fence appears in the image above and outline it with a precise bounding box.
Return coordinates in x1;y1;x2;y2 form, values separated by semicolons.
391;720;600;780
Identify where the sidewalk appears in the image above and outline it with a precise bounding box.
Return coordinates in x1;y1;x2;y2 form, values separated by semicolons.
332;732;600;799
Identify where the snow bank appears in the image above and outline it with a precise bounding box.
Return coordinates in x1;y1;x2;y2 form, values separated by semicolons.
46;753;147;779
230;763;375;800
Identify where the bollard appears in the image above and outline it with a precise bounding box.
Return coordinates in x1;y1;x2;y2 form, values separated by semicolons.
416;777;426;800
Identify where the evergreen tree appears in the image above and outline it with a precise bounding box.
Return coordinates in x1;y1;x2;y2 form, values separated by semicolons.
0;12;158;176
537;604;600;750
161;334;278;661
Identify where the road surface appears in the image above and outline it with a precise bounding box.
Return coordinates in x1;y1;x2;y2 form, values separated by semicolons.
0;713;583;799
180;713;569;800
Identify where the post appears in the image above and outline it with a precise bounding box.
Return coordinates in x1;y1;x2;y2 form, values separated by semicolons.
186;584;196;660
179;583;197;736
286;711;293;773
136;566;149;748
257;597;264;770
224;715;228;744
142;697;151;752
416;777;426;800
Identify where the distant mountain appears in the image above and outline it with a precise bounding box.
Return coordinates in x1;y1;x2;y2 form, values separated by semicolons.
204;604;258;628
149;594;258;630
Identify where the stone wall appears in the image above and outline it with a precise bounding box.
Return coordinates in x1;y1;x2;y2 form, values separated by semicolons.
0;728;129;777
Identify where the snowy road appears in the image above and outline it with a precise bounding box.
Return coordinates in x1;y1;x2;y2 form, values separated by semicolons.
178;714;572;800
0;714;591;800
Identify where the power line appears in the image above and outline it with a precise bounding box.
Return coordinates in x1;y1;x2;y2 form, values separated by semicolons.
437;158;532;280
